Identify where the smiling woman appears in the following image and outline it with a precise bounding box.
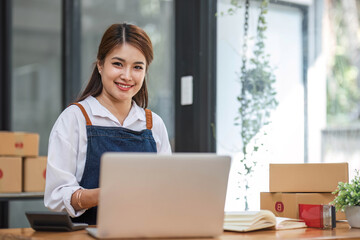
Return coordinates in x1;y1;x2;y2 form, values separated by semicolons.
96;44;147;124
44;23;172;225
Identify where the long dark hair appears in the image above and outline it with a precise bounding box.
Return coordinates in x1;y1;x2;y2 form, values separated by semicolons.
76;23;153;108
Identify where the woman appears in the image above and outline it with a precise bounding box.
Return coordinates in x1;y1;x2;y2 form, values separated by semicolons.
44;23;172;225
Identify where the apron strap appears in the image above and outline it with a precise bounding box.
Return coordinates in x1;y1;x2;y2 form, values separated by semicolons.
71;103;93;126
145;109;153;130
72;102;151;129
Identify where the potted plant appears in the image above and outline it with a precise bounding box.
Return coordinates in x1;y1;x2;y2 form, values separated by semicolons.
331;170;360;228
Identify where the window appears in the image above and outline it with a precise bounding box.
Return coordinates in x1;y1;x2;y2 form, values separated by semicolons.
10;0;62;228
321;0;360;178
11;0;62;155
217;0;306;211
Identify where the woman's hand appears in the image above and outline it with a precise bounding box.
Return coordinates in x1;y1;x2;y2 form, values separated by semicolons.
71;188;100;211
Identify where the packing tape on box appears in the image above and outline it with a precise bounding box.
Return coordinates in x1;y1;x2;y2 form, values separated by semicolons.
299;204;336;229
14;132;25;156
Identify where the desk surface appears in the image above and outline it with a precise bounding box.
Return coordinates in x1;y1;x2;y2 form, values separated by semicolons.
0;222;360;240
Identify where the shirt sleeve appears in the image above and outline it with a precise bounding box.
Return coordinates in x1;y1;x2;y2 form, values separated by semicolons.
152;113;172;154
44;107;86;218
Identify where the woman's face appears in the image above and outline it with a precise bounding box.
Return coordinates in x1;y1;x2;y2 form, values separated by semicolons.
97;43;146;104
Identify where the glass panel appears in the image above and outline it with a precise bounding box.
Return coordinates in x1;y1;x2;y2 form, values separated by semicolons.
10;0;61;228
322;0;360;181
216;0;304;211
12;0;62;155
81;0;175;149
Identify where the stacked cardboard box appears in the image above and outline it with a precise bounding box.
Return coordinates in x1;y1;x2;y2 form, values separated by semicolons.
260;163;348;220
0;157;22;193
23;156;47;192
0;131;46;193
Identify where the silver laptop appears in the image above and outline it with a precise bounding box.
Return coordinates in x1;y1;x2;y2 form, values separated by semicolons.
86;153;231;239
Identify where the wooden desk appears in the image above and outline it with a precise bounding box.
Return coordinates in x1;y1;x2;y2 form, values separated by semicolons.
0;222;359;240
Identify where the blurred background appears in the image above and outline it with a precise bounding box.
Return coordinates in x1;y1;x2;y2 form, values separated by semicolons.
1;0;360;227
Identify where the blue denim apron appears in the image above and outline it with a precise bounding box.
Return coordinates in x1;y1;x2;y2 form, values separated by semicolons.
71;103;157;225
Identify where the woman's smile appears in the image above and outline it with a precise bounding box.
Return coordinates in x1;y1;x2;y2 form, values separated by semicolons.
115;82;134;91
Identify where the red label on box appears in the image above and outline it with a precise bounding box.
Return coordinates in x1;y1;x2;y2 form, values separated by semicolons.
275;201;284;212
0;169;2;179
15;142;24;149
43;169;46;179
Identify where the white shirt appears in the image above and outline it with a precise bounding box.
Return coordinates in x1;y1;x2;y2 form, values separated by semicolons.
44;96;172;217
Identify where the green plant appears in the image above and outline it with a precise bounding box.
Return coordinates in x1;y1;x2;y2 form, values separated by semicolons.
217;0;278;210
234;0;278;210
331;170;360;212
237;0;278;159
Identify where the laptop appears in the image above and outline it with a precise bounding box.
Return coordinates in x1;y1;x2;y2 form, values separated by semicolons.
86;152;231;239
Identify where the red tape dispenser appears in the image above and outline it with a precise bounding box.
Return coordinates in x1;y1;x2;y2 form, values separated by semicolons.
299;204;336;229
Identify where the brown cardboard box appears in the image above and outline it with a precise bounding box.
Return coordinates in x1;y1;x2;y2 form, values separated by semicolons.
260;192;346;220
269;163;348;192
23;156;47;192
0;131;39;157
0;157;22;193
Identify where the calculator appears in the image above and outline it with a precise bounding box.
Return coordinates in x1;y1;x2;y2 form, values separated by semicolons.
25;211;88;231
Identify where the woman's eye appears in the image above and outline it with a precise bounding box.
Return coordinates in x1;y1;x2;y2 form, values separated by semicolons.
134;66;143;70
113;62;122;67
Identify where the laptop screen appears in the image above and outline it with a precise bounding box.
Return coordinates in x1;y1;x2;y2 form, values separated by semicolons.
95;153;231;239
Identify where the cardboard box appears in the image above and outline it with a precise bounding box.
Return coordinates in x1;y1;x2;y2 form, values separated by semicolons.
269;163;348;192
0;157;22;193
260;192;346;220
23;156;47;192
0;131;39;157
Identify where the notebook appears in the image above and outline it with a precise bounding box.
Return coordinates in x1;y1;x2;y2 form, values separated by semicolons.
86;152;231;239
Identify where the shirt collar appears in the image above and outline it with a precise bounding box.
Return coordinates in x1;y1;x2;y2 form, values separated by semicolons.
124;102;146;126
85;96;146;125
